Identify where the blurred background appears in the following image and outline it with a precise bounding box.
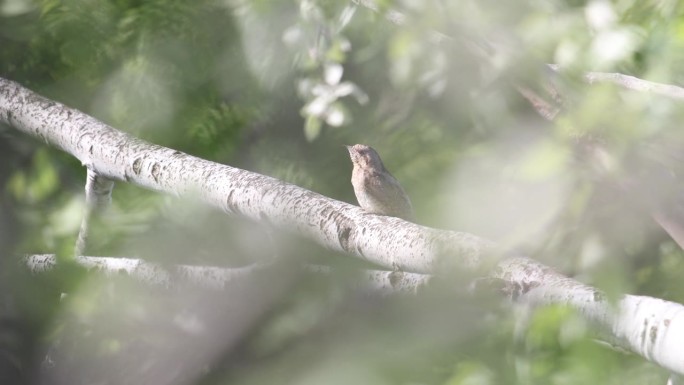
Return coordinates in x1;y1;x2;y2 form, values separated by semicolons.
1;0;684;383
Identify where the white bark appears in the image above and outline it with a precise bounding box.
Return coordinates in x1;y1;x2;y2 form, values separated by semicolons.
4;77;684;374
583;70;684;98
494;257;684;375
0;77;490;274
23;254;432;293
74;169;114;256
25;254;269;289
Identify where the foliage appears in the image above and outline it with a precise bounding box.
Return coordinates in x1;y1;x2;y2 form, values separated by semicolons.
1;0;684;384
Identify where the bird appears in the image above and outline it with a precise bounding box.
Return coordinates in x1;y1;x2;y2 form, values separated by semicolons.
346;144;414;220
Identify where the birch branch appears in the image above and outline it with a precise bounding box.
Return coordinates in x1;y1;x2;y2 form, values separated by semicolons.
23;252;684;375
4;77;684;374
23;254;430;293
547;64;684;100
494;257;684;375
24;254;264;290
74;169;114;256
0;77;490;274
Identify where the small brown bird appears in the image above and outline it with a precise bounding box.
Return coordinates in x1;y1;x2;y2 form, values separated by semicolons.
346;144;414;220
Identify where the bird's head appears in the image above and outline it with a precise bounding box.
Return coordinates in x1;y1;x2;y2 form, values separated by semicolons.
346;144;385;171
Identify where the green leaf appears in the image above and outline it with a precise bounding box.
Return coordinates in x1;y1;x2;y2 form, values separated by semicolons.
304;115;322;141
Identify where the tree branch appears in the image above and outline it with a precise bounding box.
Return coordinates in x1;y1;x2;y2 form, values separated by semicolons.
0;77;490;274
548;64;684;100
493;257;684;373
23;254;431;293
4;77;684;374
74;169;114;256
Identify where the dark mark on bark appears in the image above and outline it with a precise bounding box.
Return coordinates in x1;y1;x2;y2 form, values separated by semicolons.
225;190;237;214
508;282;524;300
339;225;352;252
640;319;647;346
592;290;605;302
524;281;540;293
132;158;142;175
151;163;160;183
389;271;402;287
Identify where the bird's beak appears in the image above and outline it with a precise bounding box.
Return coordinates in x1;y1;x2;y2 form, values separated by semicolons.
344;145;357;163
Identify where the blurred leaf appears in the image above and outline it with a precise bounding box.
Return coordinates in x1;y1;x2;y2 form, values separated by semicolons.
7;148;58;204
304;114;322;141
519;140;570;180
1;0;683;383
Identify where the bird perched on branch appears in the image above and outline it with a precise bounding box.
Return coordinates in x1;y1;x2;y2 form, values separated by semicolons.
346;144;414;220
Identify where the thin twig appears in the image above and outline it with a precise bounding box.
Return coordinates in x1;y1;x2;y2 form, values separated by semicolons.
74;169;114;256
